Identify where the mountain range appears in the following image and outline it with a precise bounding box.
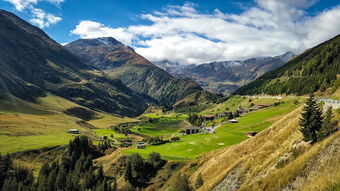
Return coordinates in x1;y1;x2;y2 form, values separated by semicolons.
0;9;213;117
154;52;295;94
65;37;208;106
235;34;340;95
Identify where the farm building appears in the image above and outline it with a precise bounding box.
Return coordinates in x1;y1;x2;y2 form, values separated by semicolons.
247;131;257;137
137;142;146;149
68;129;79;134
185;127;200;135
229;119;238;123
202;115;215;121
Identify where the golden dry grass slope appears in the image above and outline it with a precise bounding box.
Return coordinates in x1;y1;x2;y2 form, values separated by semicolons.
163;107;340;191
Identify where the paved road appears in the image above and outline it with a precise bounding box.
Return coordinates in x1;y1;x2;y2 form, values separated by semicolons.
204;122;228;133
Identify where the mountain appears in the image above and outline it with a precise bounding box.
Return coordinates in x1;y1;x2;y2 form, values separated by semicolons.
65;37;204;106
154;52;295;94
0;9;148;117
235;35;340;95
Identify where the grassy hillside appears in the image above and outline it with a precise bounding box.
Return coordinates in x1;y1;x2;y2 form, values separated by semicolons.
123;98;300;160
159;107;340;191
235;34;340;95
0;10;148;117
0;93;136;154
107;64;203;106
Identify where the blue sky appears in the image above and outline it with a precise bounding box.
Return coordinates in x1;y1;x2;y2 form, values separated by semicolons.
1;0;340;64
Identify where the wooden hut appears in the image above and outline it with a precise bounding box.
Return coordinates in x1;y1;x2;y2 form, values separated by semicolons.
185;127;200;135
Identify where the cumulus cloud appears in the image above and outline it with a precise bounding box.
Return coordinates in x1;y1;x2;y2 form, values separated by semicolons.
30;8;61;28
4;0;64;28
4;0;38;11
71;20;133;45
71;0;340;64
46;0;64;4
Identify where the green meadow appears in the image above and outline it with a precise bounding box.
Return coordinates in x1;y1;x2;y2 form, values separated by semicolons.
0;94;135;153
124;98;301;160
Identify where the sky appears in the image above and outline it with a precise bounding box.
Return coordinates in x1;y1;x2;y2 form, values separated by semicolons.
1;0;340;65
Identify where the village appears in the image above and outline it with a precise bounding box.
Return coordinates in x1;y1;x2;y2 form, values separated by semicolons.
66;99;277;152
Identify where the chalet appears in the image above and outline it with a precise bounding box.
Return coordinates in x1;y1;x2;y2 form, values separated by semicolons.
185;127;200;135
229;119;238;123
137;142;146;149
68;129;79;134
202;115;215;121
247;131;257;137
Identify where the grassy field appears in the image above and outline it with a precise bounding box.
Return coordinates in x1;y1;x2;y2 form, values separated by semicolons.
0;93;134;153
124;98;301;160
131;121;187;137
129;112;189;137
94;128;126;140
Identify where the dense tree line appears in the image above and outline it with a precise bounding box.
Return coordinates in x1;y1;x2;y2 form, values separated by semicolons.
299;95;338;143
118;152;165;188
1;136;116;191
235;34;340;95
0;154;34;190
188;114;204;126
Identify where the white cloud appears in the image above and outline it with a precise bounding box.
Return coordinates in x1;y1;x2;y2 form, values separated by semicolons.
4;0;64;28
71;20;133;45
30;8;61;28
4;0;38;11
71;0;340;64
46;0;64;4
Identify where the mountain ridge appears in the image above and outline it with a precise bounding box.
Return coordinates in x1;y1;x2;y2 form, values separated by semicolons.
154;51;295;94
235;34;340;95
65;37;205;106
0;9;148;117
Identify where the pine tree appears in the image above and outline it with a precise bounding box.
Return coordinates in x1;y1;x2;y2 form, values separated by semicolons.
317;107;338;141
96;166;104;181
56;166;67;190
2;177;18;191
84;170;96;189
37;162;50;189
46;168;57;191
299;94;323;143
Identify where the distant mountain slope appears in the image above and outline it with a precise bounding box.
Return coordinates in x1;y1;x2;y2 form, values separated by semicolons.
66;38;204;106
0;10;147;116
154;52;294;94
235;35;340;95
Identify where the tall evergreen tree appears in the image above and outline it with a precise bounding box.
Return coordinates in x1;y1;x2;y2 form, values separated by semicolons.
299;94;323;143
56;166;67;190
317;107;338;141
